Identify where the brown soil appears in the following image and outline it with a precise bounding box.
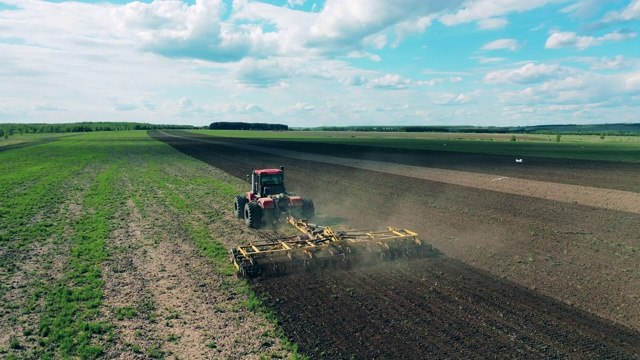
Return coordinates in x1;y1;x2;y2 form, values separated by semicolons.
255;259;640;359
152;130;640;359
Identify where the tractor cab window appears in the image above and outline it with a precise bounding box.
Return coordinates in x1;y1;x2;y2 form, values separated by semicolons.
261;174;283;186
260;174;284;195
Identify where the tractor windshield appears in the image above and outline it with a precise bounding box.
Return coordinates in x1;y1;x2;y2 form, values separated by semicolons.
261;174;283;186
260;173;285;196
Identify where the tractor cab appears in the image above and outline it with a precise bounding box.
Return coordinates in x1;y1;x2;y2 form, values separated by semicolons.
235;166;314;228
251;167;286;198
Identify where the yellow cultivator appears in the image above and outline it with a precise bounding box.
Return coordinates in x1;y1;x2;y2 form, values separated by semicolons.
230;216;436;277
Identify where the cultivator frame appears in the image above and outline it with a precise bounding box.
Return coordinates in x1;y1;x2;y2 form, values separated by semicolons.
230;216;435;277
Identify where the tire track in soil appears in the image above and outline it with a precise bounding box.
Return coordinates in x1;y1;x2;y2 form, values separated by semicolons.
151;130;640;358
103;196;232;359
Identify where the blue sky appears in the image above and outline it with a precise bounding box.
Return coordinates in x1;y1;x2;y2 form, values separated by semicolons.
1;0;639;127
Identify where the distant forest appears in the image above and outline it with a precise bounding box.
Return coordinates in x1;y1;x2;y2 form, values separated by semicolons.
209;122;288;131
1;121;638;138
0;122;196;137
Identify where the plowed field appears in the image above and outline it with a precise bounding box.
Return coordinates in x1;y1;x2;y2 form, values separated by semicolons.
152;130;640;359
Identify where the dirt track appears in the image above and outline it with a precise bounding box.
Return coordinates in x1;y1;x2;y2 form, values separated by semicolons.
152;130;640;358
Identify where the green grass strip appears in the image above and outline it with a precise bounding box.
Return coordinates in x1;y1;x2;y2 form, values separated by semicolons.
31;136;131;359
0;132;141;359
36;167;118;359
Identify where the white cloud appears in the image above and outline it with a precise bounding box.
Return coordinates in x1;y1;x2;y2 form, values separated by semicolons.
481;38;520;51
477;17;508;30
367;74;412;89
420;76;464;86
393;16;435;45
422;78;447;86
341;74;368;86
545;29;637;50
440;0;557;26
451;109;483;117
280;102;317;114
484;63;568;84
306;0;460;51
159;96;214;117
113;0;255;62
114;102;138;112
495;66;640;113
287;0;306;8
472;55;508;63
0;0;120;60
235;58;293;88
560;0;612;19
433;90;482;105
34;104;67;112
626;72;640;90
591;55;634;70
364;34;388;49
601;0;640;23
233;56;355;89
242;103;265;113
107;0;464;63
347;51;382;62
454;90;482;104
207;101;265;115
178;97;193;108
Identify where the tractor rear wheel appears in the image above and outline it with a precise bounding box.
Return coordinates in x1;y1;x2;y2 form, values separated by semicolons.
302;198;315;220
234;196;248;219
244;202;262;229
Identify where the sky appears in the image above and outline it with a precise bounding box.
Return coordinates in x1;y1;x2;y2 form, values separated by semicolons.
0;0;639;127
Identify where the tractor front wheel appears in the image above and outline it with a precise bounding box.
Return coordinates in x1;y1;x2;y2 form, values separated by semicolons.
244;202;263;229
234;196;248;219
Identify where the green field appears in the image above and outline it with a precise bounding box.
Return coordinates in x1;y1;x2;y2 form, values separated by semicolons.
0;131;295;359
190;129;640;162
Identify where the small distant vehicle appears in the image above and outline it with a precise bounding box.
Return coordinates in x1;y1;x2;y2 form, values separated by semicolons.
233;167;315;229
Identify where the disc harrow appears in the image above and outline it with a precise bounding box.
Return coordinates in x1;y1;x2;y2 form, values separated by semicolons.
230;216;436;277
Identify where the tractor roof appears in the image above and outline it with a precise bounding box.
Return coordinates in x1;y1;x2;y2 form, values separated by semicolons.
254;168;283;175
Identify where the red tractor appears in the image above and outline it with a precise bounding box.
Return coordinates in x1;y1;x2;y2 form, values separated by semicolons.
234;167;315;229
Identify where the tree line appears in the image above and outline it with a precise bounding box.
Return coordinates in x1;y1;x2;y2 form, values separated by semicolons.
0;122;197;137
209;122;288;131
3;121;638;138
